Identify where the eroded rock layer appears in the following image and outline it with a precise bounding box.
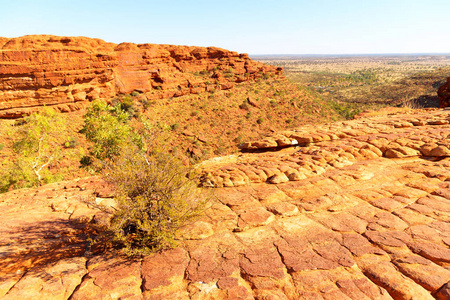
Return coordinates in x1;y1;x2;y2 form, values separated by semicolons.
438;77;450;108
200;108;450;188
2;109;450;299
0;35;282;118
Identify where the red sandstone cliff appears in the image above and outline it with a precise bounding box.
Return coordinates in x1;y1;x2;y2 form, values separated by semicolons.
0;35;282;118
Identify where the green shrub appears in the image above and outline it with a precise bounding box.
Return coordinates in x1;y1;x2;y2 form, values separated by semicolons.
82;99;138;162
328;100;361;120
140;99;150;109
111;97;121;107
13;118;27;126
64;137;79;148
11;107;65;187
0;159;31;193
83;100;209;255
0;108;74;192
239;102;249;110
80;155;93;167
131;91;140;97
120;96;135;113
101;141;207;255
257;117;264;124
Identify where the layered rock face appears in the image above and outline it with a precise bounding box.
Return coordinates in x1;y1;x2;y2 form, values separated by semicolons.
438;77;450;108
0;35;282;118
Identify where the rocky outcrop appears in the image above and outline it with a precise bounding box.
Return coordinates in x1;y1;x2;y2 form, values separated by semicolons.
438;77;450;108
200;108;450;188
2;109;450;299
0;35;282;118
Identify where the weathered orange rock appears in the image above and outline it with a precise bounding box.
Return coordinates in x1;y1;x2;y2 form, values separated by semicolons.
436;281;450;300
0;35;283;118
4;109;450;299
70;256;142;300
141;248;190;298
2;257;87;300
438;77;450;108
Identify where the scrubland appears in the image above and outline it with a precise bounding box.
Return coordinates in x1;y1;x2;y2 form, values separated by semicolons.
257;54;450;109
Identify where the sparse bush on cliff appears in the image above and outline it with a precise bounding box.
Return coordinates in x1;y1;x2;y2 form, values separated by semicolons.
239;100;249;110
83;100;208;255
121;96;134;109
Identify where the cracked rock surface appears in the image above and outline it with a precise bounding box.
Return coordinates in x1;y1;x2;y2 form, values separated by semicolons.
2;109;450;299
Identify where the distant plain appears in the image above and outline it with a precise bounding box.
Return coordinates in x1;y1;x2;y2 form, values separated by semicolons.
255;54;450;110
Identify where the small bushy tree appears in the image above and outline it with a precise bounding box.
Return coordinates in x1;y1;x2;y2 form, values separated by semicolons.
83;100;208;255
9;107;65;188
105;139;207;254
82;99;136;162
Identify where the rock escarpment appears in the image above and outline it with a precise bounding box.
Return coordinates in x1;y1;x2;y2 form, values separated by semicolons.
2;109;450;299
438;77;450;108
0;35;282;118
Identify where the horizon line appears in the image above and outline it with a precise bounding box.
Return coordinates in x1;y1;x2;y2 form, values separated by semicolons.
250;52;450;57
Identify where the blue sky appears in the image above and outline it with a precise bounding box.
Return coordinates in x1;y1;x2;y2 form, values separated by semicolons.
1;0;449;54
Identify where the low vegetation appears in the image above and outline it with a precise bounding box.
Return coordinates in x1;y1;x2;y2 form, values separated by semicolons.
82;100;208;255
258;55;450;109
330;67;450;107
0;109;88;193
1;108;68;191
140;78;343;160
81;99;138;163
